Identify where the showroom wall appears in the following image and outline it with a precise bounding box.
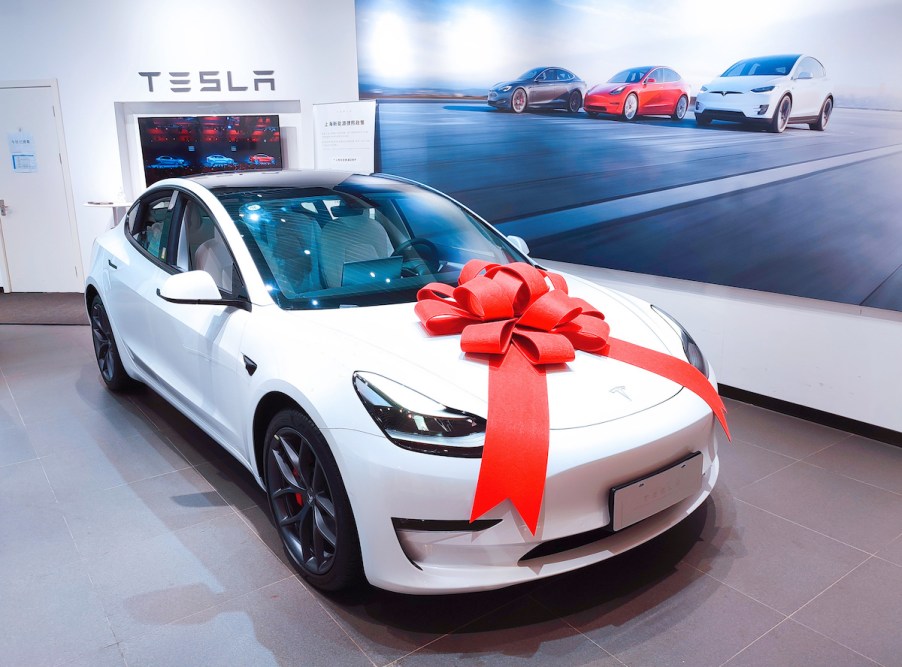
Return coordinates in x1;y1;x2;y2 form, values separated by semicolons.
1;0;899;433
0;0;359;280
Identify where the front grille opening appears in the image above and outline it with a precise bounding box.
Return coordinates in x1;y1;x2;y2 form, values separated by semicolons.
519;524;615;562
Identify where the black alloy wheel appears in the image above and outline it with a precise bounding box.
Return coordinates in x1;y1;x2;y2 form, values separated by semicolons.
264;408;362;591
567;90;582;113
89;295;133;391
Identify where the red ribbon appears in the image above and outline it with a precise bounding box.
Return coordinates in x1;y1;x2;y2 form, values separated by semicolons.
415;260;730;534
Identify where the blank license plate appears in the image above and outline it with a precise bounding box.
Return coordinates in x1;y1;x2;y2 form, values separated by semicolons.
610;452;703;532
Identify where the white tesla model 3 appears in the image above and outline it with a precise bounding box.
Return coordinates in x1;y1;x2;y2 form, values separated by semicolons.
85;170;726;594
695;54;833;133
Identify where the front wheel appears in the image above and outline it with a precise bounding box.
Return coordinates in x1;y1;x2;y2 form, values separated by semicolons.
89;295;134;391
567;90;582;113
511;87;528;114
622;93;639;121
672;95;688;121
809;97;833;131
769;95;792;133
264;408;363;591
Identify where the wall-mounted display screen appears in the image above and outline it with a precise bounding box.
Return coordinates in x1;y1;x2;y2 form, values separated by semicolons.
138;115;282;185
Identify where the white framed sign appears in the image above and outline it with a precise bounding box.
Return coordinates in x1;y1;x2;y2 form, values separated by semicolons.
313;100;376;173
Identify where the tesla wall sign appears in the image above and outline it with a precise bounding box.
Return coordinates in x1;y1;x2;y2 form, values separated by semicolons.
138;70;276;94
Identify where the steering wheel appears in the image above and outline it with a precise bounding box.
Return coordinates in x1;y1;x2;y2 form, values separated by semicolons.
392;237;440;276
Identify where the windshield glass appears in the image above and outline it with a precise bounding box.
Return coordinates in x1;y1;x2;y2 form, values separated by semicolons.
607;68;649;84
721;55;799;77
211;177;527;309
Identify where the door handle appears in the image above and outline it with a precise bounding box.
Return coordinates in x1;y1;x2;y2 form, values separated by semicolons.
0;199;8;216
107;259;118;269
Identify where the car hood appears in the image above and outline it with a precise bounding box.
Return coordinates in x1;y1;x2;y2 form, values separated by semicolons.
588;83;633;96
702;75;787;93
281;274;690;430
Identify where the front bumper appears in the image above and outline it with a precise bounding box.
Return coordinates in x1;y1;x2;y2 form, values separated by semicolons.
487;91;511;109
695;93;776;122
585;96;622;114
328;388;720;593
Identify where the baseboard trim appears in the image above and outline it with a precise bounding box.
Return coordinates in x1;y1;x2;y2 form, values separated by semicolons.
719;385;902;448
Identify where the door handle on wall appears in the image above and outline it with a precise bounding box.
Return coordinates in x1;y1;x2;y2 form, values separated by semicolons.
0;199;8;216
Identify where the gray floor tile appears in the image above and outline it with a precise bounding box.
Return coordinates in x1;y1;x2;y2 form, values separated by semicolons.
680;489;868;614
195;459;266;511
86;513;293;641
737;462;902;553
803;434;902;494
722;400;848;459
877;533;902;567
0;421;37;466
0;503;81;579
58;644;128;667
8;364;130;424
0;395;24;430
0;560;116;667
722;619;877;667
0;457;57;508
120;578;372;667
60;467;234;558
557;563;783;667
793;557;902;666
41;429;191;500
398;596;621;666
715;436;796;493
235;504;294;569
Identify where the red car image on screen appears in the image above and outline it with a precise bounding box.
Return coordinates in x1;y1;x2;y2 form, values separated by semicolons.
248;153;276;165
585;66;691;121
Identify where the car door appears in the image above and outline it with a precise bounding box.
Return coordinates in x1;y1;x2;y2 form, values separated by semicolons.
529;68;560;106
149;194;254;459
105;189;181;376
661;68;683;112
792;57;826;117
641;68;666;114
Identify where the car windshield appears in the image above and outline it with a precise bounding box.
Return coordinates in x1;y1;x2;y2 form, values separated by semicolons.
519;67;545;80
608;68;649;84
211;177;528;309
721;55;800;77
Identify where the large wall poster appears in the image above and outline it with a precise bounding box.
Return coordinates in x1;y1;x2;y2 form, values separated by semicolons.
355;0;902;312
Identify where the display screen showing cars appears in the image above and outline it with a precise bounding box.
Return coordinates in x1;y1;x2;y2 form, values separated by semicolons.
86;170;725;594
488;67;587;114
204;154;237;168
695;54;833;132
585;66;691;121
149;156;190;168
248;153;276;165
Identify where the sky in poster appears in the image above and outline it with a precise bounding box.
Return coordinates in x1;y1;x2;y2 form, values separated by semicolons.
357;0;902;108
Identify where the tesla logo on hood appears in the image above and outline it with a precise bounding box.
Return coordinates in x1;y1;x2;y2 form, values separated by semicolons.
714;91;740;96
609;385;632;401
138;70;276;94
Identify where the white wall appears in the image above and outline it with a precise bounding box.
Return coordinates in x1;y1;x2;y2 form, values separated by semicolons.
1;0;899;433
544;262;902;433
0;0;360;277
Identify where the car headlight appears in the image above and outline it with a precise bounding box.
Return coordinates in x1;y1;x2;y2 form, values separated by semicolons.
610;86;626;95
353;372;485;457
751;85;775;93
500;85;512;92
650;306;709;378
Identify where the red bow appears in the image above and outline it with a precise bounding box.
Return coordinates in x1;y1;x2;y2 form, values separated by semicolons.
416;260;729;534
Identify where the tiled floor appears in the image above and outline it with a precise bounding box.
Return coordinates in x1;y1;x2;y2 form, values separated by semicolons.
1;324;901;667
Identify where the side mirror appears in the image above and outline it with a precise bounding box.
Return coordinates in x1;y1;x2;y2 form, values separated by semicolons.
157;270;251;311
645;78;656;84
797;71;813;80
507;235;530;256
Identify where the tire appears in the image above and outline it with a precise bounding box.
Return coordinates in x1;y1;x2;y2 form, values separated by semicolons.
672;95;688;121
567;90;582;113
622;93;639;121
264;408;363;591
89;295;134;391
511;87;528;114
809;97;833;131
769;95;792;133
695;113;711;127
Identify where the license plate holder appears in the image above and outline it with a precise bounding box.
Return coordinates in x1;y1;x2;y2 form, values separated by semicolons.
609;452;703;532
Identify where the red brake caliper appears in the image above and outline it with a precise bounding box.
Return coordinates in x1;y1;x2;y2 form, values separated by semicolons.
293;468;304;506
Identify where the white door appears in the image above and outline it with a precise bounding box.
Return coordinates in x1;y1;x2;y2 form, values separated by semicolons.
0;83;81;292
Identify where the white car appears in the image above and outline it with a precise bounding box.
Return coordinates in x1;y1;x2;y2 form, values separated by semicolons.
695;54;833;133
85;170;727;594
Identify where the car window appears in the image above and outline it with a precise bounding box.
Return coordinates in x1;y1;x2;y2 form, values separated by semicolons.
722;55;800;77
798;57;825;78
210;179;527;310
663;68;680;83
558;70;573;81
647;68;662;82
537;69;551;82
128;190;178;263
175;198;243;296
